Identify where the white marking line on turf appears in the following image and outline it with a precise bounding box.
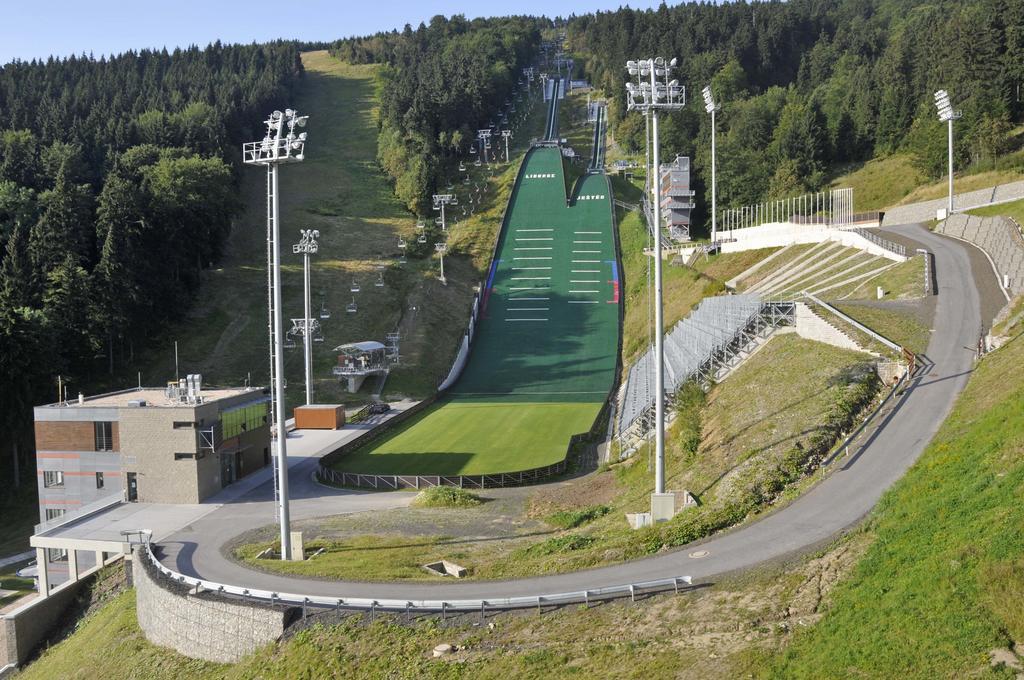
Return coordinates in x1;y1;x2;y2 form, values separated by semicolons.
510;277;551;280
514;257;552;260
505;318;548;322
571;269;599;273
568;300;599;304
508;307;549;311
572;260;600;263
509;286;550;290
512;266;552;270
573;250;600;253
574;231;601;234
514;247;552;251
516;238;553;241
515;228;553;232
509;297;550;301
570;280;599;283
574;240;601;244
570;290;599;293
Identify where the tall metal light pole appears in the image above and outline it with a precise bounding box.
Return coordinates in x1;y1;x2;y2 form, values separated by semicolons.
934;89;962;215
626;58;685;519
243;108;308;561
701;86;720;244
292;229;319;405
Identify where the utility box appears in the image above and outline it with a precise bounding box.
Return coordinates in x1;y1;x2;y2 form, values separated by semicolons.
294;404;345;430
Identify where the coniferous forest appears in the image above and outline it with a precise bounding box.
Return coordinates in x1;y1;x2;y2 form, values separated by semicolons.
570;0;1024;221
0;42;302;481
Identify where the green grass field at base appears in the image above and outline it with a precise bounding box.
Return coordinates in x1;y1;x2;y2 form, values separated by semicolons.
968;196;1024;224
332;400;601;475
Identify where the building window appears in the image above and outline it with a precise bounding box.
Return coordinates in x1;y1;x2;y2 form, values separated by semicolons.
173;421;195;429
45;508;66;521
221;401;270;439
174;452;195;460
47;548;68;563
96;471;105;489
94;421;114;451
43;471;64;488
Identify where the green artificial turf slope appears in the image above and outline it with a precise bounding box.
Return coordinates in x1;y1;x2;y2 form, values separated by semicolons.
332;116;620;475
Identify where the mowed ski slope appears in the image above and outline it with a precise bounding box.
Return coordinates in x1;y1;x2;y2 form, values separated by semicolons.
334;97;619;475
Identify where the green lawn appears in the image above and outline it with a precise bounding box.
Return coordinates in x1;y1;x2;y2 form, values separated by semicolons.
331;400;601;474
968;196;1024;224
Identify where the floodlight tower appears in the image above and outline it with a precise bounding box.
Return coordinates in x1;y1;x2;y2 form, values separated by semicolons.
501;129;513;162
433;193;455;233
934;89;962;215
243;108;308;561
435;241;448;285
701;86;721;244
292;228;319;406
625;57;685;517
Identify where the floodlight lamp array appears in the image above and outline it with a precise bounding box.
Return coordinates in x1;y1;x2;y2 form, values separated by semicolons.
292;228;320;255
243;108;309;165
933;89;960;122
701;85;719;113
624;58;685;112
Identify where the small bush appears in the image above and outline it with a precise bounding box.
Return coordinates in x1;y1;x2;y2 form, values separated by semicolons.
411;486;482;508
546;505;611;529
525;534;597;556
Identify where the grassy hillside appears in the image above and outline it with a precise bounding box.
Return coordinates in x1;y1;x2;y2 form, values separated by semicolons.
129;51;545;408
830;150;1024;212
765;333;1024;677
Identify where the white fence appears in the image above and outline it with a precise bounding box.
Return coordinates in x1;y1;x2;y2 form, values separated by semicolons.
721;188;854;233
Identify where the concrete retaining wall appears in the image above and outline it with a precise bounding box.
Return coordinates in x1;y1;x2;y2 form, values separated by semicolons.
794;302;868;353
134;548;295;663
881;180;1024;227
935;213;1024;296
720;223;906;261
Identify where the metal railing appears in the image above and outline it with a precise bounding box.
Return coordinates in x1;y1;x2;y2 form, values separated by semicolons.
144;540;692;613
317;459;567;490
853;227;907;258
916;248;936;296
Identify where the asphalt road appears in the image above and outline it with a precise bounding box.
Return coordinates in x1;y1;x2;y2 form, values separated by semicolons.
159;223;982;601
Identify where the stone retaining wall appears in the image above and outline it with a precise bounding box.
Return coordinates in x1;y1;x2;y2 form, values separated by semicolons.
134;548;296;663
935;213;1024;296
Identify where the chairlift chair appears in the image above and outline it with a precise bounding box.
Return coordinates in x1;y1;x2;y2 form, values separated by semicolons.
397;237;407;250
474;158;481;167
435;217;444;226
346;298;358;314
319;301;330;320
417;232;427;244
283;333;297;350
375;272;384;287
351;279;360;293
458;160;466;172
313;331;324;343
446;183;454;192
463;174;471;185
416;220;425;230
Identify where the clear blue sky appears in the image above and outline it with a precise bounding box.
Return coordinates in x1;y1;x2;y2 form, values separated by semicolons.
3;1;666;64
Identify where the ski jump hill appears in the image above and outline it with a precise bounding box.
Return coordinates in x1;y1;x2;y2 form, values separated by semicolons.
325;79;621;482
